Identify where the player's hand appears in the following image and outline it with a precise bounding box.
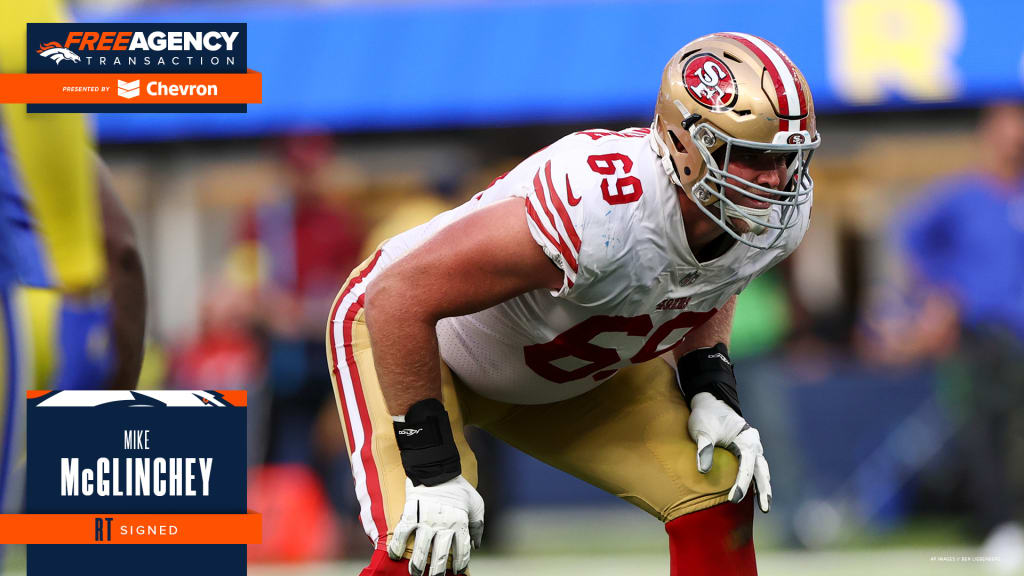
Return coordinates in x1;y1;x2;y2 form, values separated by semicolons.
387;476;485;576
687;391;772;513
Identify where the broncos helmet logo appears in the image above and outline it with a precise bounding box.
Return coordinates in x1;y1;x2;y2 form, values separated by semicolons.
37;42;80;65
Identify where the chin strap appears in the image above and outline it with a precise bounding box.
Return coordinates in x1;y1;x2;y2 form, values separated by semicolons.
722;203;771;235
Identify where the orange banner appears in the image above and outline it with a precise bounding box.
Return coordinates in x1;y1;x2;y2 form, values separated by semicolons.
0;512;261;544
217;390;247;407
0;70;261;104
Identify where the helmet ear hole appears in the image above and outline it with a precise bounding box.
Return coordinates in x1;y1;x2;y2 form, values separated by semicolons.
668;130;686;153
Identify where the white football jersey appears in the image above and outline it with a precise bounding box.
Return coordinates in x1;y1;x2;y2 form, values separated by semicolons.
373;128;811;404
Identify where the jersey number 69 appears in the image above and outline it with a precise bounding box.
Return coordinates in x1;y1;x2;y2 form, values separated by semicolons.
524;310;715;383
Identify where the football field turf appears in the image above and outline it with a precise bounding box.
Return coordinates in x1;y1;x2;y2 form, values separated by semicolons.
1;509;995;574
251;548;995;576
248;508;999;576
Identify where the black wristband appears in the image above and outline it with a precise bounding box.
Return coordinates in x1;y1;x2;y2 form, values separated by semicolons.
676;342;742;416
393;398;462;487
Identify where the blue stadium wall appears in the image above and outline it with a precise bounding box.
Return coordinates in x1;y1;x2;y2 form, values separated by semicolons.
77;0;1024;142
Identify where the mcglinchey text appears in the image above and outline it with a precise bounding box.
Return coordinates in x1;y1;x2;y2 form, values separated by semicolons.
60;429;213;496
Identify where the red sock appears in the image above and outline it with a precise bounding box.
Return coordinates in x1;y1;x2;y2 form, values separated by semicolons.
665;497;756;576
360;549;410;576
359;548;458;575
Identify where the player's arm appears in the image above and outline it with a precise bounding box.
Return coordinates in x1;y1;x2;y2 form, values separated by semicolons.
365;196;562;415
364;196;561;575
672;294;772;513
672;295;735;358
95;156;146;390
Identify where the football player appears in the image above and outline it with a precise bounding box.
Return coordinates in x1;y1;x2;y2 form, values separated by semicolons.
327;32;819;576
1;0;146;395
0;4;147;569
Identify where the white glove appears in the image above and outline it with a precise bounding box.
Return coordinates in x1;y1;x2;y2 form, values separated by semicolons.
687;391;772;513
387;476;485;576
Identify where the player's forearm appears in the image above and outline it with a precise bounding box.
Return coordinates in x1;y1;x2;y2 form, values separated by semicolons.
105;239;146;389
364;274;444;416
96;157;147;390
673;295;736;360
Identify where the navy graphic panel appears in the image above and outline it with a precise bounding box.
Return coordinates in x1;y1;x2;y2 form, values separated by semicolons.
26;391;246;575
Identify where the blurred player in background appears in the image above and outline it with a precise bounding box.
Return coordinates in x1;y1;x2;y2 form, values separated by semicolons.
328;33;819;575
232;132;366;558
871;102;1024;570
238;130;365;468
0;0;147;562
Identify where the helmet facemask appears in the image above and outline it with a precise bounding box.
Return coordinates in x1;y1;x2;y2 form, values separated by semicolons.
690;121;818;247
653;107;820;250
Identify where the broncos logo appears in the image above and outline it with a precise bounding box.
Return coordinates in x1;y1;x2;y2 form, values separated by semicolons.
36;42;80;65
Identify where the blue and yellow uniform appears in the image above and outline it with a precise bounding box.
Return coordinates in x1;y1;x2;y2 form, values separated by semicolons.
1;0;115;384
0;0;114;527
0;124;35;520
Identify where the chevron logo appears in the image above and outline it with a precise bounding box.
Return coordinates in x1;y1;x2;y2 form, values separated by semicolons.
117;78;140;99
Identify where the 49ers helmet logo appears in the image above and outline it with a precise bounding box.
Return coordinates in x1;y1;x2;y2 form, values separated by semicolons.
683;53;738;111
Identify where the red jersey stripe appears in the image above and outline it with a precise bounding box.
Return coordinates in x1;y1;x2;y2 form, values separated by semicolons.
544;160;582;253
532;166;579;273
526;199;560;248
532;169;561;241
528;199;578;273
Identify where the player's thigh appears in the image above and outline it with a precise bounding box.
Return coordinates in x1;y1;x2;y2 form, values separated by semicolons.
469;358;735;521
325;252;477;550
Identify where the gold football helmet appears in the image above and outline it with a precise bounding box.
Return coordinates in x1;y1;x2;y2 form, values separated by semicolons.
651;32;821;248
